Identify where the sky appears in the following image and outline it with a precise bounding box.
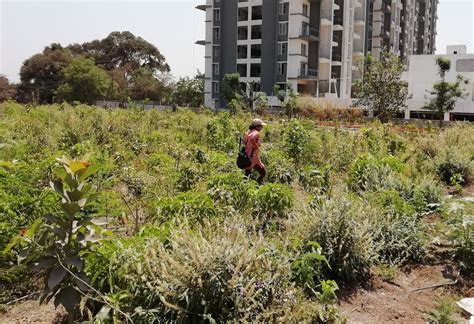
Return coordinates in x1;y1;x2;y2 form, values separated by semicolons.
0;0;473;83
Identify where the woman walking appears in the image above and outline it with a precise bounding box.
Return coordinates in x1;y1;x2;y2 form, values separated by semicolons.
244;118;267;185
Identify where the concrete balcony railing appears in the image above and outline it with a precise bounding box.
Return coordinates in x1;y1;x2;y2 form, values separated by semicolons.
298;68;318;79
299;26;320;42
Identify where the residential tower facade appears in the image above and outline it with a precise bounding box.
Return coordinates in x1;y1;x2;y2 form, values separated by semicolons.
197;0;438;109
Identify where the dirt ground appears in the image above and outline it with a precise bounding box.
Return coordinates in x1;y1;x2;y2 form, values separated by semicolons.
0;300;65;324
339;263;471;323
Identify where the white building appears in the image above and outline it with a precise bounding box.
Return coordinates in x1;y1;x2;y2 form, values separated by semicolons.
403;45;474;121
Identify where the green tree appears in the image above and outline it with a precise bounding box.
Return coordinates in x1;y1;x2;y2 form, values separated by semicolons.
274;83;299;118
128;67;171;102
171;75;204;107
0;75;16;102
353;52;409;122
67;31;170;74
18;44;73;103
424;57;468;127
55;57;111;104
220;73;242;104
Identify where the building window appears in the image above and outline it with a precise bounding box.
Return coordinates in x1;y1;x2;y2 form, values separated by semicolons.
213;82;219;93
277;62;287;75
213;27;220;40
301;43;307;56
278;42;288;56
212;63;219;75
214;9;220;21
251;44;262;58
278;2;289;15
238;26;248;40
252;5;262;20
250;64;261;77
238;7;249;21
303;4;309;16
237;64;248;77
213;46;220;58
237;45;248;59
279;22;288;36
251;25;262;39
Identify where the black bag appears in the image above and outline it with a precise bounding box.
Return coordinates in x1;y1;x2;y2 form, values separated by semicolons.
236;137;253;169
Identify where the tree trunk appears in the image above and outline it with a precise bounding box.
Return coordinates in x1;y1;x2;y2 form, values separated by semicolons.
439;112;444;128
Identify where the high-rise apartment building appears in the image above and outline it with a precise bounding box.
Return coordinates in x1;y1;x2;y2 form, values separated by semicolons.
196;0;438;109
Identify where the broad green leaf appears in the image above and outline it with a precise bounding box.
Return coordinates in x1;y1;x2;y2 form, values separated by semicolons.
64;173;78;189
78;164;100;182
69;161;86;173
62;202;80;218
32;256;57;270
65;256;84;272
67;189;83;202
53;167;67;181
59;286;80;313
50;180;65;197
75;271;92;292
47;267;67;290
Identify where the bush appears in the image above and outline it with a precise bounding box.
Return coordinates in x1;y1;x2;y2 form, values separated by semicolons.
207;172;257;212
260;149;294;184
348;154;402;193
437;153;471;186
121;227;334;322
254;183;294;219
306;198;378;283
153;192;218;224
299;166;331;195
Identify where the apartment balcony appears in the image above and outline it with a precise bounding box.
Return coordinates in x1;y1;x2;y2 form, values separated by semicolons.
298;68;318;80
299;26;320;42
332;34;340;46
332;54;342;65
333;17;343;31
381;2;392;13
195;4;207;11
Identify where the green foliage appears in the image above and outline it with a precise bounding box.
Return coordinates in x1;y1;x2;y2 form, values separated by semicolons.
425;296;462;324
308;198;378;283
206;113;238;152
207;172;257;212
348;154;402;192
254;183;294;219
171;75;204;107
424;57;468;126
154;192;217;224
437;153;471;186
261;149;294;184
447;212;474;273
284;119;312;164
292;241;329;288
55;57;111;104
299;167;331;195
4;157;104;318
353;52;409;122
221;73;241;103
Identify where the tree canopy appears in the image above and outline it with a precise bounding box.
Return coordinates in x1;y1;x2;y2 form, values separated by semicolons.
424;57;468;126
16;31;174;104
353;52;409;122
0;75;16;102
55;57;111;104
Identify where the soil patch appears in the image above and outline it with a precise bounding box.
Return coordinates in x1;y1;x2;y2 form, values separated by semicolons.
338;264;467;323
0;300;66;324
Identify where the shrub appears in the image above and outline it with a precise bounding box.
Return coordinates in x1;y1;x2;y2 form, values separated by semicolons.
284;120;312;165
373;212;426;265
254;183;294;219
437;153;471;186
347;154;401;193
306;198;378;283
207;172;257;212
299;166;331;195
153;191;218;224
122;227;334;322
260;149;294;184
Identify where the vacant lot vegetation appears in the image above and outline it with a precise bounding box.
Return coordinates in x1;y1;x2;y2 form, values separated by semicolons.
0;102;473;322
